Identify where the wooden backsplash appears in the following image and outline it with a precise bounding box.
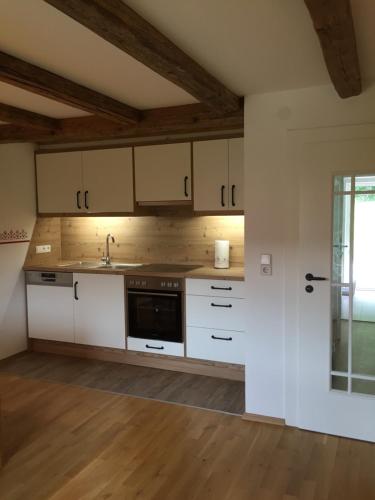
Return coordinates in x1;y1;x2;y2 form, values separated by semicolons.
25;217;61;266
61;216;244;265
26;215;244;266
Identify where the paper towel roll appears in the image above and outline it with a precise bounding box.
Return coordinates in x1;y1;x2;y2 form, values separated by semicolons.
214;240;230;269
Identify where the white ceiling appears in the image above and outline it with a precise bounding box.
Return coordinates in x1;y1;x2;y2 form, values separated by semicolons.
0;0;373;120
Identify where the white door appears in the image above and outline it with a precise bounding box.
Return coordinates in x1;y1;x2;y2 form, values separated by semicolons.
73;273;125;349
193;139;229;211
36;151;83;213
134;143;191;203
295;128;375;442
82;148;134;213
228;138;244;211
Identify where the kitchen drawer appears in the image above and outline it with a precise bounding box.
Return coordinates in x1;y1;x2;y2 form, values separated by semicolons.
127;337;184;357
186;278;244;298
186;295;245;331
187;327;245;365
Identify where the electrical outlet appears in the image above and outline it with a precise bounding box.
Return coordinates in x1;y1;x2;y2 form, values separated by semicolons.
261;264;272;276
36;245;51;254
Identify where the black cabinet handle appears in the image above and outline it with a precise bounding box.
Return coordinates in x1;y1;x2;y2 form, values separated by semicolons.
211;303;232;308
211;335;232;341
146;344;164;350
184;176;189;197
74;281;79;300
76;190;81;209
221;185;225;207
231;184;236;207
211;286;232;291
84;190;89;210
305;273;328;281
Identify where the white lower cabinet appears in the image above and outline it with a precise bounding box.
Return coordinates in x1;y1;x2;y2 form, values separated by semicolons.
73;273;125;349
186;278;245;365
27;284;75;343
186;327;245;364
127;337;184;357
186;295;245;331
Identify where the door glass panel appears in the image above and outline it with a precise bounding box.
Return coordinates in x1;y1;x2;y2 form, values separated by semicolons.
352;378;375;396
331;286;349;372
331;375;348;391
332;194;351;284
331;175;375;395
355;175;375;192
352;192;375;377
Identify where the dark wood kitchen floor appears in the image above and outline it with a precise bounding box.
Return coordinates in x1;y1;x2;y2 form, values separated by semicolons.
0;351;245;415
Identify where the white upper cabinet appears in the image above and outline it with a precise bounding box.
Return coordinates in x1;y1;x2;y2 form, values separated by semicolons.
228;138;244;211
82;148;134;213
193;138;244;212
36;147;134;214
134;143;191;203
193;139;228;212
37;151;83;214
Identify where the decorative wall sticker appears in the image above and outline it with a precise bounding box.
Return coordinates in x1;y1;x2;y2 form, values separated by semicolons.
0;228;29;244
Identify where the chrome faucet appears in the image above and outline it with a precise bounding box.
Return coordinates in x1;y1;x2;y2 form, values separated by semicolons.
102;233;115;265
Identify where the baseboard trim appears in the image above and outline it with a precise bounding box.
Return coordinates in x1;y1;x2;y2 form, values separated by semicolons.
29;339;244;381
242;412;285;427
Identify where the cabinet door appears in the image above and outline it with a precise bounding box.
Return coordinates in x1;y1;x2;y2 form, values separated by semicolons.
228;138;244;211
73;274;125;349
27;285;74;342
193;139;229;211
82;148;134;213
36;152;83;213
134;143;191;202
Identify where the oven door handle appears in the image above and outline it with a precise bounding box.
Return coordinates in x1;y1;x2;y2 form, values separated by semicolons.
128;290;179;298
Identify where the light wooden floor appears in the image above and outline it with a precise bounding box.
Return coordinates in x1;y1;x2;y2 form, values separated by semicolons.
0;352;245;414
1;374;375;500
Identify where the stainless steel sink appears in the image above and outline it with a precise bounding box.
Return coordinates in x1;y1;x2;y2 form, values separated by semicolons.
96;263;143;270
59;261;143;270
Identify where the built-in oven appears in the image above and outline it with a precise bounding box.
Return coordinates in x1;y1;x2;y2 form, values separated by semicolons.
126;276;184;343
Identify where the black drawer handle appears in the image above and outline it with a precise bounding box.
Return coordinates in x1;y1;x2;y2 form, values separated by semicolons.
211;335;232;341
211;303;232;308
76;190;81;209
221;185;225;207
211;286;232;291
74;281;79;300
184;176;189;197
231;184;236;207
84;190;89;210
146;344;164;350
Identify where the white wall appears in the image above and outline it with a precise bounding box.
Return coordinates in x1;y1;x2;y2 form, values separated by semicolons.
244;84;375;424
0;143;36;359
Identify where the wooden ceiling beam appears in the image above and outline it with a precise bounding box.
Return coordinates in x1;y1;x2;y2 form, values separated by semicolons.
44;0;241;114
0;103;243;145
304;0;361;98
0;51;140;124
0;102;60;130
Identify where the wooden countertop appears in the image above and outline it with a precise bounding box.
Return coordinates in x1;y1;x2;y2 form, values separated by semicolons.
23;261;245;281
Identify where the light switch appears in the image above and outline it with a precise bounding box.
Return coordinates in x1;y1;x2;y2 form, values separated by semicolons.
261;254;271;265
